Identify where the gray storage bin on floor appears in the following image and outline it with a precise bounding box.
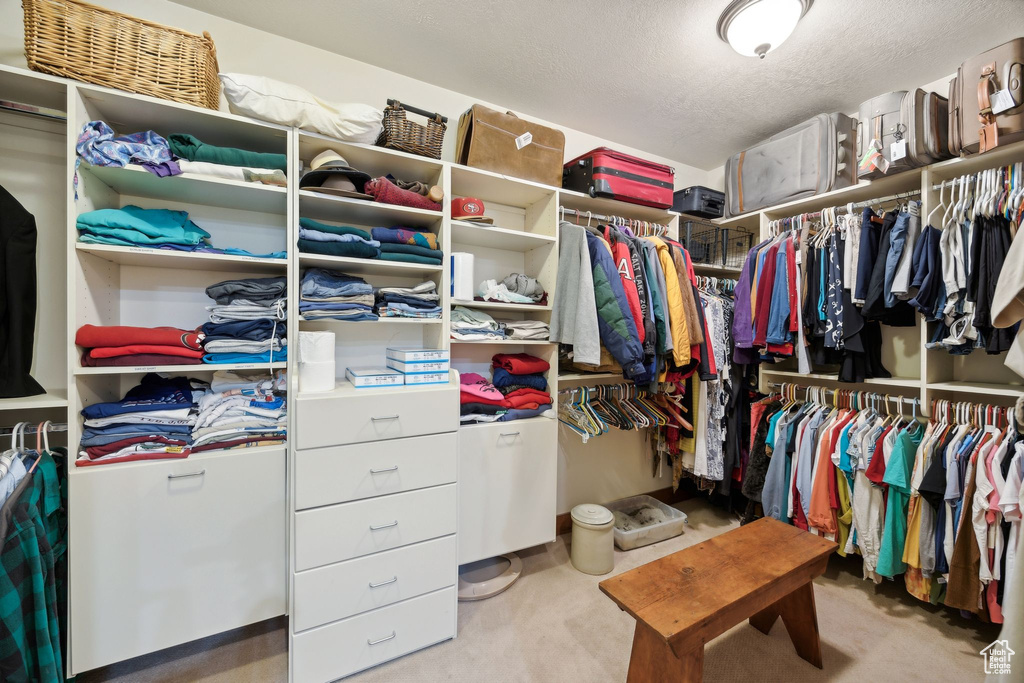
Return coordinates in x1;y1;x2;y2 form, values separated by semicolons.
605;495;687;550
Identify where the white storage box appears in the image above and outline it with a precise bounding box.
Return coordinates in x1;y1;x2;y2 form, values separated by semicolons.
604;495;687;550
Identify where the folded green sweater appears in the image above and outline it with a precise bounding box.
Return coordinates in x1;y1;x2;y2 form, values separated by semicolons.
378;252;442;265
299;217;370;240
168;133;287;172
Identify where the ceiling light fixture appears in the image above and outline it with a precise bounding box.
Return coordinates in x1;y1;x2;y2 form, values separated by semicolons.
716;0;813;59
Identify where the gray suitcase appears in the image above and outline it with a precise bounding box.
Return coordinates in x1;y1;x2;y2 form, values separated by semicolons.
907;89;952;166
724;112;855;217
858;89;952;179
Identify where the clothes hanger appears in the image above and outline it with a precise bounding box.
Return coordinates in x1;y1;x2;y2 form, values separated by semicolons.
927;180;947;226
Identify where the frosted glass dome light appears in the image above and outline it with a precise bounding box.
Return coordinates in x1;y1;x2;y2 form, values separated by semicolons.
716;0;813;59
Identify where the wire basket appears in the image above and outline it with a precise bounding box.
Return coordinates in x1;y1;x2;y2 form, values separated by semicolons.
682;221;754;269
376;99;447;159
23;0;220;109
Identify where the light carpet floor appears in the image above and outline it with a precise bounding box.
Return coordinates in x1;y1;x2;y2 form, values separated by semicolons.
79;499;1000;682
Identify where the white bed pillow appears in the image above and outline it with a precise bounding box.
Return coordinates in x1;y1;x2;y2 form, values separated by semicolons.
219;73;383;144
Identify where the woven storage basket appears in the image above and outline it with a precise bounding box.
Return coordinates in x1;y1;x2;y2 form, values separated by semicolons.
23;0;220;110
376;99;447;159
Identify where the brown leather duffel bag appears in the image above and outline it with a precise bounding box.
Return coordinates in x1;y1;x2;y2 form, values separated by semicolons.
456;105;565;186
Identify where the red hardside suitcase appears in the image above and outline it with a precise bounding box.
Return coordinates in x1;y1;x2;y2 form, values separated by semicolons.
562;147;674;208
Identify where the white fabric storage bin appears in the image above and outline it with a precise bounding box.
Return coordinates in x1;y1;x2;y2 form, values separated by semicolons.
569;504;614;575
605;495;687;550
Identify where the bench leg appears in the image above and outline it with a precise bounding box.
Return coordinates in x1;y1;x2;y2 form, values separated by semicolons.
626;622;703;683
748;582;823;669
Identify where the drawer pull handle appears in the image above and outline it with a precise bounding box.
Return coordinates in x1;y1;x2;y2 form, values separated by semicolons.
367;631;396;646
167;469;206;480
371;415;400;422
499;431;520;438
370;465;399;474
368;576;398;589
369;521;399;531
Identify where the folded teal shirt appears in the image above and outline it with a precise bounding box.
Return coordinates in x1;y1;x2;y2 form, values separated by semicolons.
378;252;442;265
168;133;287;172
76;205;211;246
299;217;371;240
298;238;380;260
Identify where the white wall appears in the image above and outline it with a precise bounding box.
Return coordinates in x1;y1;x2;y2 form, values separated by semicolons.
0;0;710;189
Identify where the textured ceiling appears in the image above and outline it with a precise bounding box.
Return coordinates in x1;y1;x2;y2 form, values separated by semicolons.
171;0;1024;170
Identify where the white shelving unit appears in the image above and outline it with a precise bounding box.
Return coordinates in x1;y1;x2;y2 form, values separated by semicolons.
717;138;1024;413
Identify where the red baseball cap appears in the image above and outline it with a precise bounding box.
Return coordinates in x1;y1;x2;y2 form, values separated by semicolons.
451;197;493;223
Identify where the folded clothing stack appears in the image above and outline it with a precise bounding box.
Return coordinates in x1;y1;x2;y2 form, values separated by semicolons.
76;324;204;367
364;177;441;212
460;353;553;424
300;268;377;321
168;133;288;185
76;204;285;258
191;370;287;451
376;281;441;319
451;306;504;341
298;217;444;266
499;319;550;340
204;276;288;363
477;273;547;306
77;373;201;466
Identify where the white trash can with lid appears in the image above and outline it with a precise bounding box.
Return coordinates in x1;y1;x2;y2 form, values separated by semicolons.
570;504;615;575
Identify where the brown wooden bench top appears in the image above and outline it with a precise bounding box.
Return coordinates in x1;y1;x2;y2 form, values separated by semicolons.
600;518;837;653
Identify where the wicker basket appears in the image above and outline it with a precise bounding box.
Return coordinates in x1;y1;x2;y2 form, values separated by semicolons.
22;0;220;110
376;99;447;159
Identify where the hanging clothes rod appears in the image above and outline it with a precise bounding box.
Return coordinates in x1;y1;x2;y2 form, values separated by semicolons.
791;189;922;220
930;162;1022;190
0;100;67;121
558;206;670;230
0;422;69;437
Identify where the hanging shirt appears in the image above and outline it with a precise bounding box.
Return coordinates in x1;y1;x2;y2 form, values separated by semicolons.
877;425;924;577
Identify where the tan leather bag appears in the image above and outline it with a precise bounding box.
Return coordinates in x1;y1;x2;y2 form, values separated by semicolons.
949;37;1024;155
456;105;565;186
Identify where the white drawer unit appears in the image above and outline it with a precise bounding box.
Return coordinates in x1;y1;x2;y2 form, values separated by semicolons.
294;484;456;571
294;383;458;450
292;587;456;683
295;432;457;510
458;418;558;565
293;535;456;632
69;447;287;673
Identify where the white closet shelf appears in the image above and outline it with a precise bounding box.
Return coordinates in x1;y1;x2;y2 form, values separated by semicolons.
926;381;1024;397
297;130;444;180
81;164;288;214
75;362;287;376
298;316;441;324
298;252;442;277
296;379;454;401
761;369;921;389
929;138;1024;181
450;300;552;312
0;390;69;410
558;188;681;223
460;415;554;429
691;262;743;274
299;191;442;229
450;339;553;346
449;220;555;251
557;372;622;382
450;164;554;208
76;243;287;273
0;64;67;110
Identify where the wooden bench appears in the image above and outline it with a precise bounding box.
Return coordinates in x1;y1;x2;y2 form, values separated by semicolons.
599;517;837;682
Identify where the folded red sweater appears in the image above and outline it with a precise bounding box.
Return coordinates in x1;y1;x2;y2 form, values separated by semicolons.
460;393;507;407
505;393;550;409
491;353;550;375
88;345;205;359
502;388;551;401
76;324;203;350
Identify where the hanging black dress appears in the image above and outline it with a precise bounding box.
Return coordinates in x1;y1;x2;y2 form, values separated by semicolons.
0;185;44;397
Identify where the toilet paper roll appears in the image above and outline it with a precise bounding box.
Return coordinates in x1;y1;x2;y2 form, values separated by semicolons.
298;331;335;363
451;252;475;302
298;360;336;393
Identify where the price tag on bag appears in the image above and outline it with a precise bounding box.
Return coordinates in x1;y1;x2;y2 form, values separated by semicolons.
515;131;533;150
991;89;1015;115
890;140;907;162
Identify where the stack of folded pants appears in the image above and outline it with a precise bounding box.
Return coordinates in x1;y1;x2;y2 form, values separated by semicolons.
191;371;287;451
490;353;553;422
451;306;505;341
77;374;200;466
499;319;550;340
298;217;380;259
370;226;443;265
204;276;287;363
376;281;441;319
75;324;204;367
459;372;507;424
300;268;377;321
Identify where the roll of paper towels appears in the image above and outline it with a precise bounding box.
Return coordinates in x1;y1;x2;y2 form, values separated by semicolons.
452;252;475;302
298;331;335;363
299;360;336;393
